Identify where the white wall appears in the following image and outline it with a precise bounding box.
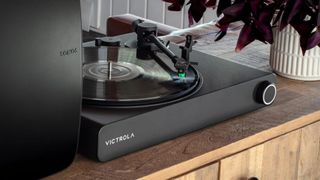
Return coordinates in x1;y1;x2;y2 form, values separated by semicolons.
84;0;217;34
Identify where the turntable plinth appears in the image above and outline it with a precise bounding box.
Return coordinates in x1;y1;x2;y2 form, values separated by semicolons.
47;28;320;180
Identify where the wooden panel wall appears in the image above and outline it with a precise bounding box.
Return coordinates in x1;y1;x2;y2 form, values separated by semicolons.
101;0;217;29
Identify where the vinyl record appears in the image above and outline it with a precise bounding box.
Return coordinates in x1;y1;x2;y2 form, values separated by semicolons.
83;46;202;108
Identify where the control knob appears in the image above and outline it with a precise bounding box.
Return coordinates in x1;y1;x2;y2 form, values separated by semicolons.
255;81;277;105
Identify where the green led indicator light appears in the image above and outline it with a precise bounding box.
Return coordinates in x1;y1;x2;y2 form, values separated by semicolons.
178;72;186;78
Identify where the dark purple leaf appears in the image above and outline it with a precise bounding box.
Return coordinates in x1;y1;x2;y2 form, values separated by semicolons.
163;0;319;55
222;2;246;17
216;2;246;29
215;30;227;41
205;0;217;8
216;0;232;16
163;0;185;11
255;3;275;43
300;36;309;55
188;0;207;23
290;17;314;36
168;2;183;11
255;23;273;43
178;0;185;5
258;3;276;24
290;20;314;54
280;0;304;30
287;0;304;21
248;0;261;15
318;0;320;26
305;0;318;14
236;24;256;52
306;29;320;50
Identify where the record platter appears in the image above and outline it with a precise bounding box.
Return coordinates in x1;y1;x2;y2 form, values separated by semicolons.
83;46;202;107
79;21;277;162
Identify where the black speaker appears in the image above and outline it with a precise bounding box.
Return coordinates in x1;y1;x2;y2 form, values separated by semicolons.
0;0;82;179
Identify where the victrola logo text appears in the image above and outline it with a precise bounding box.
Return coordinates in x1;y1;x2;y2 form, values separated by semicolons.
60;48;78;56
105;133;135;147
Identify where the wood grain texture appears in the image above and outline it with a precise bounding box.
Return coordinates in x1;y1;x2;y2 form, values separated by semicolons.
219;120;320;180
297;121;320;180
173;162;219;180
47;28;320;180
139;98;320;179
220;145;264;180
260;128;301;180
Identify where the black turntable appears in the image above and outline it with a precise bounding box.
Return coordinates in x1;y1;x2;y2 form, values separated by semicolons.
79;21;277;162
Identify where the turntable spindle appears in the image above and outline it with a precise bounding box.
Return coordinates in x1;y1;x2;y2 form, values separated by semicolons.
108;61;112;80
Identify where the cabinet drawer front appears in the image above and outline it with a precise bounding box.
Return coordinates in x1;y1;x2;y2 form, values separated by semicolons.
219;121;320;180
174;163;219;180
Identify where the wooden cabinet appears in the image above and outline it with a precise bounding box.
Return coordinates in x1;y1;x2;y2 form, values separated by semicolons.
174;163;219;180
174;121;320;180
220;129;301;180
298;121;320;179
220;144;265;180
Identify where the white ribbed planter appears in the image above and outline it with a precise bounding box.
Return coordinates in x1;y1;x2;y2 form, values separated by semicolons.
270;25;320;81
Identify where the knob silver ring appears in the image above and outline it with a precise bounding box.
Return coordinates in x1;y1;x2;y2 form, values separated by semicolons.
262;83;277;105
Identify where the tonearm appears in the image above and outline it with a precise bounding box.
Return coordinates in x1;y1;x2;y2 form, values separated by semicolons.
132;19;196;78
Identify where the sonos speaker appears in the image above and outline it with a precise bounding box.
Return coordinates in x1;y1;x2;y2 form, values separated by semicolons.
0;1;82;179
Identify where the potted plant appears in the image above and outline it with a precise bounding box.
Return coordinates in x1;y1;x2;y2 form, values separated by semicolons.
163;0;320;80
